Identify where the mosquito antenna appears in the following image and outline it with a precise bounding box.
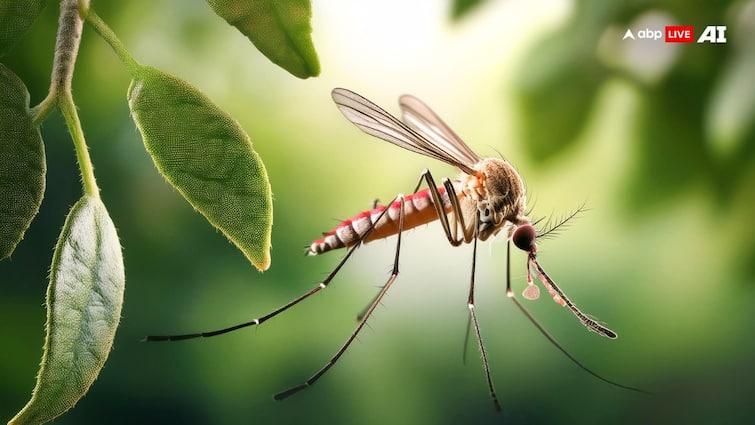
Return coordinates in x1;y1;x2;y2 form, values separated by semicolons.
523;190;549;229
524;192;538;218
530;215;546;228
536;203;588;240
505;241;648;394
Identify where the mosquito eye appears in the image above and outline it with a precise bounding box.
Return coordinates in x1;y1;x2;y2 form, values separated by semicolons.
512;225;537;252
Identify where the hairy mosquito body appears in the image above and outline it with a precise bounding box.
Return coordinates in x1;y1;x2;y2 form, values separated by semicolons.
146;88;646;411
309;156;527;255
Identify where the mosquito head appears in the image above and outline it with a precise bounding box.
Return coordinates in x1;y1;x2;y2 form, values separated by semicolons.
512;224;537;254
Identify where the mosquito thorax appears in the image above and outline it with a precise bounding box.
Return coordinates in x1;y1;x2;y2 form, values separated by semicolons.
473;158;528;224
512;224;537;253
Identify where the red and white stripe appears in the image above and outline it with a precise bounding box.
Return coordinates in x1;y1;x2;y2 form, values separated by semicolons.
308;185;454;255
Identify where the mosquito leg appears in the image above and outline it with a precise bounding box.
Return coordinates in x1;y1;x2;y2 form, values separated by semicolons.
461;314;473;365
414;168;475;246
144;193;403;342
504;242;648;394
275;195;408;400
354;288;381;322
144;283;330;341
354;169;467;322
467;212;502;411
366;170;476;370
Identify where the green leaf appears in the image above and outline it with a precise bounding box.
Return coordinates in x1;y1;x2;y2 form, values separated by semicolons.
0;63;45;259
127;66;273;271
515;40;606;162
514;0;625;162
623;76;711;214
450;0;486;20
205;0;320;79
9;196;125;425
0;0;48;57
706;48;755;158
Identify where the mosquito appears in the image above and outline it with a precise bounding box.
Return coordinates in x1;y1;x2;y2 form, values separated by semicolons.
146;88;645;410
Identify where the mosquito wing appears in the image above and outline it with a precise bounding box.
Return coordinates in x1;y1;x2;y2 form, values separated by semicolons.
332;88;478;175
399;95;481;167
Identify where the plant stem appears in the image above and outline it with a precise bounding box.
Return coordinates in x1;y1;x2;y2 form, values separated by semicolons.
31;0;85;125
84;8;140;74
47;0;100;197
50;0;83;97
60;91;99;197
30;91;58;126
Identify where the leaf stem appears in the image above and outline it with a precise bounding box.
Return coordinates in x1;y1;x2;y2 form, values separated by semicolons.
30;91;58;126
83;7;140;74
60;91;99;197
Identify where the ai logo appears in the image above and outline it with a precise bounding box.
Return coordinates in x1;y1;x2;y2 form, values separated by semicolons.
697;25;727;43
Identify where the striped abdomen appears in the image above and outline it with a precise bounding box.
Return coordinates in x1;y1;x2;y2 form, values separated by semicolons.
308;186;454;255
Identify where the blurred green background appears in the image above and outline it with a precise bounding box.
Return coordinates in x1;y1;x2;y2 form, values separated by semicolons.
2;1;754;424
